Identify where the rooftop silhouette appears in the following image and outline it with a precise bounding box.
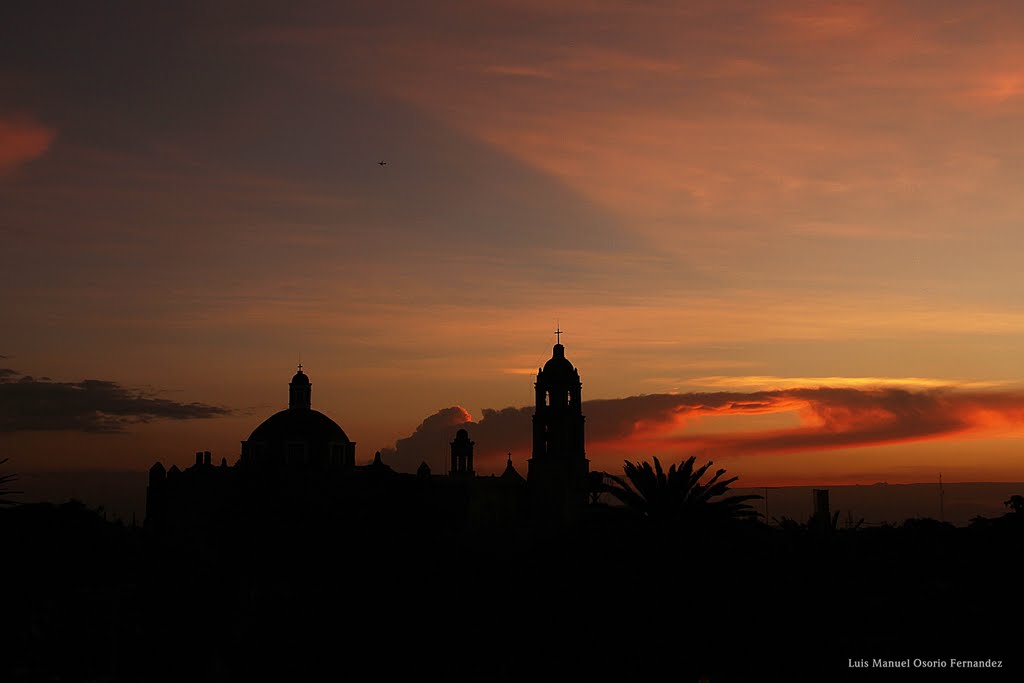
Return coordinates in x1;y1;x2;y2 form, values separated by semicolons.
4;340;1021;682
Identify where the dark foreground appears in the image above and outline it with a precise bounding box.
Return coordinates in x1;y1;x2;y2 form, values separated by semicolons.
4;501;1023;682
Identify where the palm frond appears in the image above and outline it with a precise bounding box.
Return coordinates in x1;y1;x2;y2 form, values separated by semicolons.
608;454;761;526
0;457;21;506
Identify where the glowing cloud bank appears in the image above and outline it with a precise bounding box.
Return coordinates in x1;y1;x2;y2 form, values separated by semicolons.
383;386;1024;474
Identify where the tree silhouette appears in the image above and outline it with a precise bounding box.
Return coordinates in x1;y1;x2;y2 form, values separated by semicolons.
1004;495;1024;514
601;456;760;525
0;457;19;506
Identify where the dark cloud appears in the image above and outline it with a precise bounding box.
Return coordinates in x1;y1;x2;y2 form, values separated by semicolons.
0;369;232;433
379;406;474;473
382;387;1024;474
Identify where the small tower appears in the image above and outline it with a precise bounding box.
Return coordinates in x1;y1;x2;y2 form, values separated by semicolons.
289;364;311;410
450;428;475;477
501;453;525;484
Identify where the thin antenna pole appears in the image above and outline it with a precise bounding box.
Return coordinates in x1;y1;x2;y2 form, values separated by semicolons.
939;473;945;523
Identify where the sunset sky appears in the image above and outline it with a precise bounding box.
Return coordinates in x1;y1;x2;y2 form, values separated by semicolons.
4;1;1024;493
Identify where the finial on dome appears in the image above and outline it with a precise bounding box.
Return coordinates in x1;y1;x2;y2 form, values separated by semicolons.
554;324;562;345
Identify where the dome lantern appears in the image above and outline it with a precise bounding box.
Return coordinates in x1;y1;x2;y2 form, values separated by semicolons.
289;363;312;410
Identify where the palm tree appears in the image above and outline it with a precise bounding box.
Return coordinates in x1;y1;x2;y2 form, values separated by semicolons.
601;456;761;525
0;457;19;506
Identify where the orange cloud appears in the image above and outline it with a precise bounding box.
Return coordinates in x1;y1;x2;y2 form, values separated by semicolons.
233;0;1024;290
688;376;1010;391
596;388;1024;463
0;117;56;174
382;387;1024;476
770;5;874;39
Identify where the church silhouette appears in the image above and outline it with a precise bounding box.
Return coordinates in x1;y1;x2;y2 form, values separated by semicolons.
18;341;1022;683
145;339;596;532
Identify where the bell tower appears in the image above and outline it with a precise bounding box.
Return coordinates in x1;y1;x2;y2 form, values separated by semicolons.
450;428;475;477
527;330;589;519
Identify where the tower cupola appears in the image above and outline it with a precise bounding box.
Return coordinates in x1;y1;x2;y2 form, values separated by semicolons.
289;364;312;410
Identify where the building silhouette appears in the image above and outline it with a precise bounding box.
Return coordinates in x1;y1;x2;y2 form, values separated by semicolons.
145;340;590;532
528;339;589;521
450;428;475;477
240;365;356;471
812;488;830;519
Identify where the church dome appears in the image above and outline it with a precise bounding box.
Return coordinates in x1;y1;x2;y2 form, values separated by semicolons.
241;366;355;470
541;344;577;379
247;408;350;447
